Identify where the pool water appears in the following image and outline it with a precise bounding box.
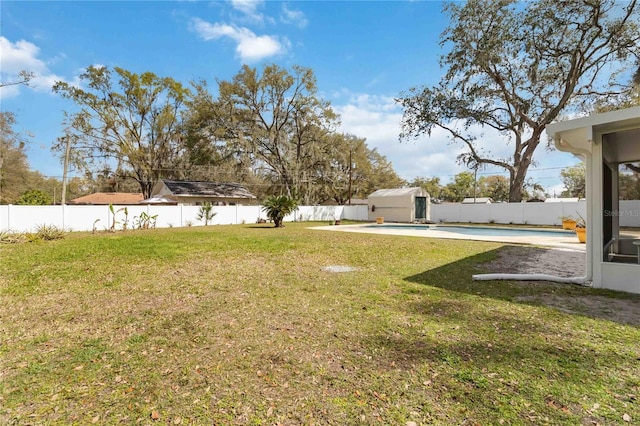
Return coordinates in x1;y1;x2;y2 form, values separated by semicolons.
364;224;574;238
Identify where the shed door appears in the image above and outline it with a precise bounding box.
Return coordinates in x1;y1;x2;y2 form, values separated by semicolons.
415;197;427;220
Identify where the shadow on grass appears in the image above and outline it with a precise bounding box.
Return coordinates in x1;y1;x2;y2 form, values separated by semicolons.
403;245;640;327
362;321;636;424
351;245;640;422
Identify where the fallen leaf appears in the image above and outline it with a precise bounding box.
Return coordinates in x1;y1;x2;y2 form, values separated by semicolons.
150;411;160;421
623;414;631;422
91;415;100;423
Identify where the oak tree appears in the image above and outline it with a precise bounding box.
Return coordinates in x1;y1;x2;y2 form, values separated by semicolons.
53;66;190;198
398;0;639;201
0;112;32;204
193;64;339;202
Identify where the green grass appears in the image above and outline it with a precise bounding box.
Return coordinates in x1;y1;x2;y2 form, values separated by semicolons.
1;223;638;425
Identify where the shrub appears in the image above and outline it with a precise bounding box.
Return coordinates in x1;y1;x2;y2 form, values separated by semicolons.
35;224;66;241
0;230;25;244
15;189;52;205
134;212;158;229
261;195;299;228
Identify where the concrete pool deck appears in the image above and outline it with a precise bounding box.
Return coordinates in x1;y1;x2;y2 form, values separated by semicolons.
313;223;587;251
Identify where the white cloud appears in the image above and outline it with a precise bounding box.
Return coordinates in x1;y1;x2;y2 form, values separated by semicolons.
230;0;265;23
280;5;308;28
334;92;471;182
0;37;47;74
0;36;72;99
191;17;288;62
332;91;576;189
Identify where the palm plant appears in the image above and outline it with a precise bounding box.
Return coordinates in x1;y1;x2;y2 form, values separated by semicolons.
197;202;216;226
261;195;299;228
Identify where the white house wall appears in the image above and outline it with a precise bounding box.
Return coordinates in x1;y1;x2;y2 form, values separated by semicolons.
599;262;640;294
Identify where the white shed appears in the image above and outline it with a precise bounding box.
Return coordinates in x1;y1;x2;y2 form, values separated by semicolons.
368;187;431;223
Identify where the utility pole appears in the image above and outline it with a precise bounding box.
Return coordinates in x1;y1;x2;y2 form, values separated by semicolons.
348;149;352;205
473;164;478;204
61;135;71;205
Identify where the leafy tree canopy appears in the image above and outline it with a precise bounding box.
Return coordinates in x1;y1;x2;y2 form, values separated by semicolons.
0;112;31;204
53;66;191;198
186;64;404;204
398;0;639;202
560;163;586;198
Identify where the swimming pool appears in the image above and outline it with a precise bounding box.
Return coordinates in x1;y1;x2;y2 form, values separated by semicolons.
318;223;584;249
364;224;574;238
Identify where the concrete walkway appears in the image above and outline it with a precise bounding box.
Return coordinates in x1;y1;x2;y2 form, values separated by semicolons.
313;223;586;251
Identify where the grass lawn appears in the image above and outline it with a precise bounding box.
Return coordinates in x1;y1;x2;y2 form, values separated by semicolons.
1;222;638;425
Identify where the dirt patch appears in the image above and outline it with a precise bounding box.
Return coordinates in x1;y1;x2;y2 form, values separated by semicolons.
483;245;586;277
322;265;358;273
483;245;640;326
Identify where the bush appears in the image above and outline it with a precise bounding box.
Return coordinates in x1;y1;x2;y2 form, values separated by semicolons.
0;230;25;244
15;189;52;205
0;225;65;244
35;224;66;241
261;195;299;228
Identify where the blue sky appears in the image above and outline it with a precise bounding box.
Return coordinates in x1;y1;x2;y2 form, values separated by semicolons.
1;0;580;195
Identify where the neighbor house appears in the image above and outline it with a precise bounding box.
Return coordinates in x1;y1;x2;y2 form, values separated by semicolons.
147;180;257;205
461;197;493;204
69;192;144;205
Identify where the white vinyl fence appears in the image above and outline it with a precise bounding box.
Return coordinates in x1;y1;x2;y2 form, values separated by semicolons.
3;201;639;233
431;200;640;227
0;204;370;233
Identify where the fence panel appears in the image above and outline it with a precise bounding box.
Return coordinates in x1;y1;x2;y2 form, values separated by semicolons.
430;201;589;225
619;200;640;227
342;205;369;221
66;205;112;231
1;200;635;233
489;203;523;224
3;205;65;232
431;204;460;223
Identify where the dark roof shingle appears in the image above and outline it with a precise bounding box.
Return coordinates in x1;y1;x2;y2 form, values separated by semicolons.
162;180;256;199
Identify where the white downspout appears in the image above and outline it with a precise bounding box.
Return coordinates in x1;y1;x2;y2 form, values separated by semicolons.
473;137;594;286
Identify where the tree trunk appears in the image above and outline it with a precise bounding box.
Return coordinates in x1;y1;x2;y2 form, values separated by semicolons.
509;169;526;202
140;180;154;200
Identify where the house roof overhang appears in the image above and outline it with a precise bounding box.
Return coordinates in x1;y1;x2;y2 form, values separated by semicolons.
546;107;640;161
